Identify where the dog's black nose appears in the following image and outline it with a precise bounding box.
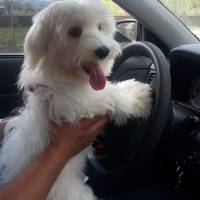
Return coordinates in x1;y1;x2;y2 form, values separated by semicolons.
95;46;110;59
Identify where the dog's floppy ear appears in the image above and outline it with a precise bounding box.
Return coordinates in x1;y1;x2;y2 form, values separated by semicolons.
23;13;49;69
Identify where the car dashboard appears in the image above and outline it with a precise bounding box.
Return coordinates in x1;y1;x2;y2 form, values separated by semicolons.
171;44;200;115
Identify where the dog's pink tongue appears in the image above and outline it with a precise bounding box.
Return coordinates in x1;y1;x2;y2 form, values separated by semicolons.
88;63;106;91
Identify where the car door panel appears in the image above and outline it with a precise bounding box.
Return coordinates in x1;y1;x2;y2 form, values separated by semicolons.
0;56;23;118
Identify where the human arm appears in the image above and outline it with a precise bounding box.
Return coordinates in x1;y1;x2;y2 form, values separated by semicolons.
0;116;107;200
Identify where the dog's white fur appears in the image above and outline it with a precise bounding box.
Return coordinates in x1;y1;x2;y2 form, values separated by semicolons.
0;0;151;199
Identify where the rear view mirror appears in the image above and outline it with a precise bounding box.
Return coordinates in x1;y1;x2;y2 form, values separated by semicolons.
116;19;137;41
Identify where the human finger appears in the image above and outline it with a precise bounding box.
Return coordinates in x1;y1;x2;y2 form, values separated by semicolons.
79;115;106;129
88;117;108;136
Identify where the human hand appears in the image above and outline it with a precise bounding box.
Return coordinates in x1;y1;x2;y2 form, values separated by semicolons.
50;116;108;160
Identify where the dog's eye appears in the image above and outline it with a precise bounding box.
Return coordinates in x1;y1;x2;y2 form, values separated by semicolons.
98;24;102;31
68;27;82;37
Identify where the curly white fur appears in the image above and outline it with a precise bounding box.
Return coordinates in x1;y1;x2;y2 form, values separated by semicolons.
0;0;151;199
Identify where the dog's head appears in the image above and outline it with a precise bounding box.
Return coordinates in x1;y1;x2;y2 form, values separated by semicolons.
23;0;121;91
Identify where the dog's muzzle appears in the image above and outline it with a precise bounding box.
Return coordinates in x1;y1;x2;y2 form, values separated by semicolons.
95;46;110;59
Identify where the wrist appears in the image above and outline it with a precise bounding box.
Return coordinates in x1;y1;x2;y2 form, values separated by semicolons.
46;141;73;165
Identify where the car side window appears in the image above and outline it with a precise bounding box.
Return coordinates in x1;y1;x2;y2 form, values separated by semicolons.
102;1;136;41
0;0;135;54
0;0;49;54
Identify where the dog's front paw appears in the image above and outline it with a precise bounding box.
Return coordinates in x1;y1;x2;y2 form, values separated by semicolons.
131;81;152;119
111;79;152;124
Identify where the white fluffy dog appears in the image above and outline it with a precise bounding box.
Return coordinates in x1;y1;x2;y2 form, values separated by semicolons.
0;0;151;199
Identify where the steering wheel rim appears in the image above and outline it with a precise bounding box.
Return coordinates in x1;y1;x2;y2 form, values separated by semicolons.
87;41;171;196
109;41;171;166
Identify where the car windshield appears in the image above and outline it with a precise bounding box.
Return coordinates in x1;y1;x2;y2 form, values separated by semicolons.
159;0;200;40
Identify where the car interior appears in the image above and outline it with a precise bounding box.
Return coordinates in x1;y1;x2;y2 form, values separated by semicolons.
0;0;200;199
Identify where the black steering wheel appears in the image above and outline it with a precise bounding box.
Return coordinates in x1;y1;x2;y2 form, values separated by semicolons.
87;41;171;196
